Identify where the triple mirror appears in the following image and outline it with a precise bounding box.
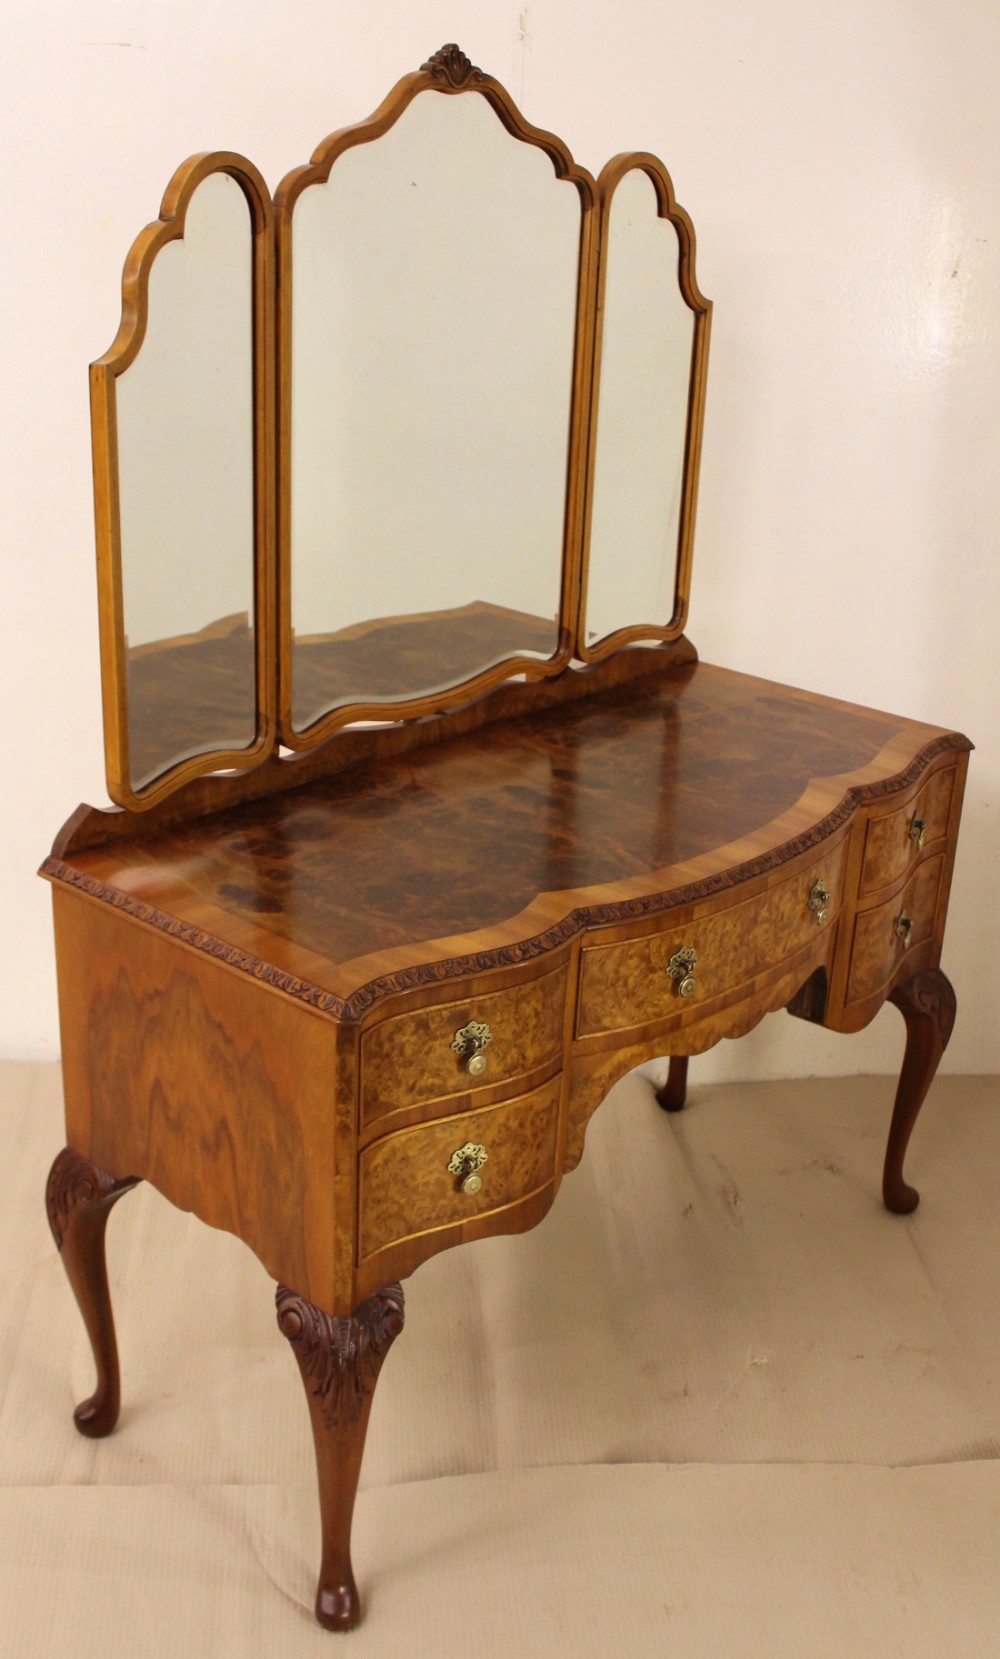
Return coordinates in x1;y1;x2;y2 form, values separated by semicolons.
91;45;710;809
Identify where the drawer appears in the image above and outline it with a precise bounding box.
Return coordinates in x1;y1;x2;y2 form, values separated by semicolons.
860;767;954;897
360;965;567;1129
358;1077;561;1263
577;847;845;1039
846;854;943;1004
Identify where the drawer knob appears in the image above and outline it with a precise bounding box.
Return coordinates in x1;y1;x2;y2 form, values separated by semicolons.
909;815;926;852
807;879;830;925
666;947;698;998
895;911;913;949
448;1142;488;1195
451;1020;493;1077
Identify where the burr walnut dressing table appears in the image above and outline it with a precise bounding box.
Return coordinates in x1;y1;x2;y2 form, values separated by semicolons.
43;45;971;1632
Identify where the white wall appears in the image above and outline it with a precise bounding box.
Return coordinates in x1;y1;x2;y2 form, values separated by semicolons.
2;0;997;1076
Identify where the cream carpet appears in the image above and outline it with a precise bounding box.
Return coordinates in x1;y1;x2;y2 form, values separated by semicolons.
1;1061;998;1656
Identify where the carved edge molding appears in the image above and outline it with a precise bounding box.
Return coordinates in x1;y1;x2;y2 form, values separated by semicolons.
276;1283;405;1436
854;733;971;798
420;44;485;86
45;1147;139;1249
42;857;352;1013
41;731;968;1023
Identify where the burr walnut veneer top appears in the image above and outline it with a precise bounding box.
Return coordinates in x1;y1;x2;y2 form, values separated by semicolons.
45;661;968;1015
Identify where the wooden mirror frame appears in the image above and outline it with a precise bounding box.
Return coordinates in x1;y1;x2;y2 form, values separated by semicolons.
273;45;598;750
575;153;712;664
89;47;712;811
90;151;277;811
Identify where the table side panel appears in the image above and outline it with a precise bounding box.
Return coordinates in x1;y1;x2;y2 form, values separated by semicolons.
52;886;350;1312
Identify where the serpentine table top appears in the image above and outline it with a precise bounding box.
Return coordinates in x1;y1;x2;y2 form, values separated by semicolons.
42;654;965;1019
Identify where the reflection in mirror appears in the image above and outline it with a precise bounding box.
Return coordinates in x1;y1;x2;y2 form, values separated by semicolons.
115;170;256;791
585;167;695;648
288;91;580;733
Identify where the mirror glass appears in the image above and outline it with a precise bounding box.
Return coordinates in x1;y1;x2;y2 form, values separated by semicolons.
116;170;257;791
584;168;694;648
288;91;580;732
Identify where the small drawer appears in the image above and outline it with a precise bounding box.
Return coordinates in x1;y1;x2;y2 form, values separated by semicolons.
358;1078;561;1263
860;768;954;897
577;848;845;1039
847;855;943;1004
360;965;567;1129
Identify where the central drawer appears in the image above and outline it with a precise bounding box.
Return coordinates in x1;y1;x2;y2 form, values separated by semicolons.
577;846;845;1039
360;964;568;1129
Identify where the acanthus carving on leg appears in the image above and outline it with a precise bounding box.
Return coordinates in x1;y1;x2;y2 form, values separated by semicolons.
45;1147;140;1437
276;1283;405;1436
277;1282;405;1630
884;968;956;1215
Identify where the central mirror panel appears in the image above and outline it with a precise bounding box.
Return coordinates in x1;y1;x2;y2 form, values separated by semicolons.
285;89;582;737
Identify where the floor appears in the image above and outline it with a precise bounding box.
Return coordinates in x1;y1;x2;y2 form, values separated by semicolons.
1;1061;998;1657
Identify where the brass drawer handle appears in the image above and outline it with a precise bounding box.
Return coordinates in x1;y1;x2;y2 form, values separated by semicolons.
807;879;830;925
909;815;926;852
448;1142;488;1195
895;911;913;949
666;947;698;998
451;1020;493;1078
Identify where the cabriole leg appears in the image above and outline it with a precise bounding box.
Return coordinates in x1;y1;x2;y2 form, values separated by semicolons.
277;1282;405;1631
45;1146;140;1437
655;1055;689;1113
883;968;956;1214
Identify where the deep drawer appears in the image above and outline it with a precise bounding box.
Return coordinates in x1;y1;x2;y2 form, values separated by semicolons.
358;1077;561;1263
846;855;943;1004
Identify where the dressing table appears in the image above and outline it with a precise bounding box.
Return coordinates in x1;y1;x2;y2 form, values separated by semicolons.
42;45;971;1631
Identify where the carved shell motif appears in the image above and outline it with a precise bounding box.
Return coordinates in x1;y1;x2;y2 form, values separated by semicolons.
276;1283;405;1436
890;968;957;1050
45;1147;138;1249
420;44;485;87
